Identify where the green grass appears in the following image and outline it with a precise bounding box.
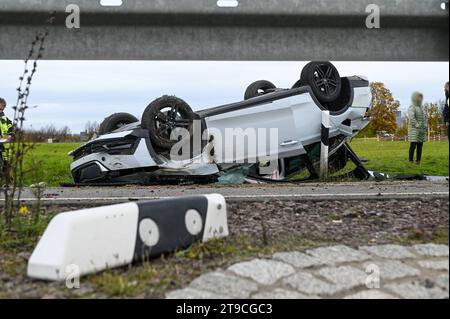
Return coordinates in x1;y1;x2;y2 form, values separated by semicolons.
350;139;449;177
0;212;54;251
13;140;450;187
22;142;81;186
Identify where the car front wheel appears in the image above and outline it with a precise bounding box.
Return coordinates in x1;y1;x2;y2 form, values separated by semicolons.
141;95;194;150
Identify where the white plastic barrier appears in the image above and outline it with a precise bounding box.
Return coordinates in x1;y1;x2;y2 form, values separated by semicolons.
27;194;228;281
320;110;330;179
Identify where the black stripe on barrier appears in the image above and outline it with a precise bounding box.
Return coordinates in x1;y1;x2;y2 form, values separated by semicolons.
134;196;209;261
321;124;330;147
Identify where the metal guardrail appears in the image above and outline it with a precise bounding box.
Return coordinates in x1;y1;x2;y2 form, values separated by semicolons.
0;0;448;60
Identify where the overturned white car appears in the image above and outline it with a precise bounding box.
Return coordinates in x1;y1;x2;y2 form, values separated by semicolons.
69;62;372;185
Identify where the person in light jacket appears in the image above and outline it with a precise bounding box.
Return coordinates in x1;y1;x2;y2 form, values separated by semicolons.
407;91;427;165
443;81;449;140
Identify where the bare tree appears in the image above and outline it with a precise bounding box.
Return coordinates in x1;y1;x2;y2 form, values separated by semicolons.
1;12;55;230
85;121;99;139
23;125;79;142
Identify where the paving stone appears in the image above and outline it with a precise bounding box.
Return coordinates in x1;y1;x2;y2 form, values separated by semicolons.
417;260;449;271
344;290;396;299
251;288;315;299
362;260;420;281
166;244;450;300
306;245;370;264
166;287;229;299
190;272;258;298
435;274;449;291
360;245;416;259
228;259;295;285
283;272;341;296
413;244;449;257
273;251;324;268
386;281;449;299
316;265;367;290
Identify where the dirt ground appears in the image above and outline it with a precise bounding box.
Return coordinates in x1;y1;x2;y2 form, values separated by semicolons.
0;197;448;298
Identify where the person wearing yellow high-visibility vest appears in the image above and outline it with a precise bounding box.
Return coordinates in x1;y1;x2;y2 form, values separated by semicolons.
0;97;13;169
444;82;449;141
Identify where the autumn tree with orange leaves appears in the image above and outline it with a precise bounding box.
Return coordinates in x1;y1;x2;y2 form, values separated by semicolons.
424;102;443;136
359;82;400;137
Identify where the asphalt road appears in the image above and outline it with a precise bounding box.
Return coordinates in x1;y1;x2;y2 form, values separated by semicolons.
2;180;448;205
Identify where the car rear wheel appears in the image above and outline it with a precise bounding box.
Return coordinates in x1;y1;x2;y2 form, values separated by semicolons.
244;80;277;100
141;95;194;150
299;62;342;104
98;112;139;135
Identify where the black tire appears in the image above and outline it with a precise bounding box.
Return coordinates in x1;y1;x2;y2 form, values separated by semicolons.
98;113;139;135
299;62;342;103
141;95;194;150
244;80;276;100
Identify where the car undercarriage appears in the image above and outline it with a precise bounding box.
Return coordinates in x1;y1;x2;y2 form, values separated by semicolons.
68;62;372;185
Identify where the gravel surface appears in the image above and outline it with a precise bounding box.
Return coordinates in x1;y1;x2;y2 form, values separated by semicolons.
227;198;448;245
0;197;448;298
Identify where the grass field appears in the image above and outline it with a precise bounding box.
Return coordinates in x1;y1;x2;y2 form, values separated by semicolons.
350;139;449;177
22;143;80;186
18;140;450;186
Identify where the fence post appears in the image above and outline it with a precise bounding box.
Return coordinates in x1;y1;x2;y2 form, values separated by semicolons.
320;110;330;179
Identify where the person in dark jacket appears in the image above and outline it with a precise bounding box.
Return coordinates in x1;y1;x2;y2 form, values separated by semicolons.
408;92;427;165
444;81;449;140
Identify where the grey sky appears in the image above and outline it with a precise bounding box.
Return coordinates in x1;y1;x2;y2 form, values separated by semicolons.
0;61;448;133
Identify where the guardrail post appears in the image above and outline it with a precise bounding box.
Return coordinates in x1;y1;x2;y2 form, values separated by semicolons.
320;110;330;179
27;194;229;280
